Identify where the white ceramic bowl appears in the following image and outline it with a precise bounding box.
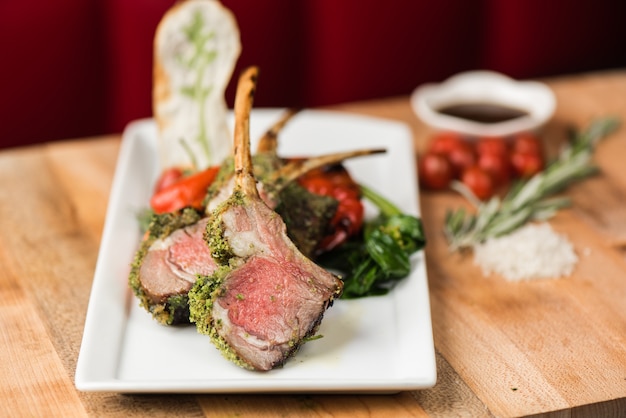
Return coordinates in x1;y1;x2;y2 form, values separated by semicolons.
411;70;556;138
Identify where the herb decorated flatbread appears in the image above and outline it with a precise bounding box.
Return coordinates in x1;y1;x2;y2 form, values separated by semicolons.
154;0;241;170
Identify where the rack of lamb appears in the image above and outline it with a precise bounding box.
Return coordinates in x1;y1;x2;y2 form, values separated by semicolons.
188;67;344;371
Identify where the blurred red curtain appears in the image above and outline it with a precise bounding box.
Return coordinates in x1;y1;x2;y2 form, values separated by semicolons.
1;0;624;148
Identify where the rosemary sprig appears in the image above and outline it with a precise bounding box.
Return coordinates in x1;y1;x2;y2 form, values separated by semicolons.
444;117;620;252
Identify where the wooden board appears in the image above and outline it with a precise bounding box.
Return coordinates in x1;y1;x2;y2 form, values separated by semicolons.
331;70;626;417
1;70;626;417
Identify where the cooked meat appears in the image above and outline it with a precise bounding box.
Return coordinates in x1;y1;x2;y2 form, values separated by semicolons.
204;155;339;258
139;218;216;300
130;100;382;328
128;208;208;325
202;110;384;257
189;67;343;371
129;144;377;326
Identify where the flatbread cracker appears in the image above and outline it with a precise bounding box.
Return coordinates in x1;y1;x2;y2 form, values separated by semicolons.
154;0;241;169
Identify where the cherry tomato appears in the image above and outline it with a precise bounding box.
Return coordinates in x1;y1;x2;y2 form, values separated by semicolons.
476;137;509;157
510;152;544;178
477;152;511;187
427;131;465;155
461;166;495;200
512;133;542;155
447;141;476;175
418;152;454;190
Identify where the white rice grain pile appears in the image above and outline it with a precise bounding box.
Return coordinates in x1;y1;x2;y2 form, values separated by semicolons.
473;222;578;281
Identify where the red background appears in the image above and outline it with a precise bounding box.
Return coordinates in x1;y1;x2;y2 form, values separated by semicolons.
1;0;625;148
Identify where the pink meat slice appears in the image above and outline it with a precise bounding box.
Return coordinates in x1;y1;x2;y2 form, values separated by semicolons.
211;199;341;370
139;218;216;303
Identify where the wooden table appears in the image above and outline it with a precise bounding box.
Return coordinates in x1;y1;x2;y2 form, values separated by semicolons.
2;70;625;417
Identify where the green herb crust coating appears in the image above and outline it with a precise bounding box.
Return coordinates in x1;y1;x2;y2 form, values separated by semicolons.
275;182;338;258
204;190;244;265
188;269;256;370
128;208;202;325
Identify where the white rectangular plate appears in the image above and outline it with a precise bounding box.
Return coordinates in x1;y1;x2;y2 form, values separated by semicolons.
75;109;436;393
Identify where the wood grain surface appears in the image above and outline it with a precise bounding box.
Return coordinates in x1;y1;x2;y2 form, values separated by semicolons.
1;70;625;417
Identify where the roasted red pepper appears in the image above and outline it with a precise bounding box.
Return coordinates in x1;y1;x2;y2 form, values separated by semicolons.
150;166;220;213
297;164;364;253
153;167;185;194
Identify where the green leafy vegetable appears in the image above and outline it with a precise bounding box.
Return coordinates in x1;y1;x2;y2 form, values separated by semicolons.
136;207;155;234
444;117;620;252
318;184;426;298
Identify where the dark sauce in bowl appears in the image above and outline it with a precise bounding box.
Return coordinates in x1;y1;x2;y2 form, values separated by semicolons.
437;103;528;124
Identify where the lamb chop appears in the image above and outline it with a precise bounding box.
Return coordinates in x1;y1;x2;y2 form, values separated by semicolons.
205;108;384;255
188;67;344;371
130;112;381;326
129;208;212;324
